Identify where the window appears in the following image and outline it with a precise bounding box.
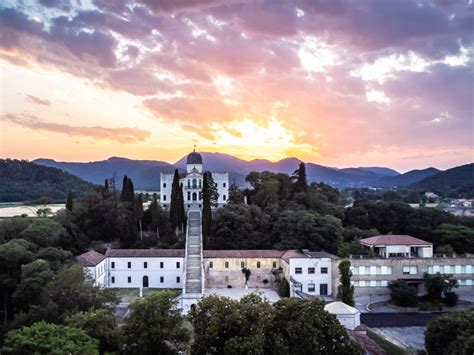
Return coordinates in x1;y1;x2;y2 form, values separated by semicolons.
223;182;226;187
111;276;115;283
144;262;147;269
223;195;226;201
403;266;417;275
321;267;328;274
163;183;166;188
128;262;131;269
273;261;277;268
241;261;245;268
160;262;164;269
225;261;229;268
163;195;166;201
308;267;315;274
111;262;115;269
177;277;180;283
295;267;302;274
187;192;191;201
128;276;131;283
308;283;315;292
160;276;164;283
257;261;261;268
176;262;180;268
320;284;328;295
209;261;213;268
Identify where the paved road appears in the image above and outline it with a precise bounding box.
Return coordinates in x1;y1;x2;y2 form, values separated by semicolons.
361;312;445;327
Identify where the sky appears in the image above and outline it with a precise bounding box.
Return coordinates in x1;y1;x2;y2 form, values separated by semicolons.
0;0;473;172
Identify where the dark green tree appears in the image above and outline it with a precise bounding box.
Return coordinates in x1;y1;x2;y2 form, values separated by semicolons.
66;191;74;211
337;260;355;306
170;169;180;230
178;184;186;233
423;273;458;302
292;162;308;193
388;280;418;307
228;183;245;204
135;194;144;240
120;176;135;203
122;291;190;354
2;321;99;354
202;171;217;240
278;278;290;298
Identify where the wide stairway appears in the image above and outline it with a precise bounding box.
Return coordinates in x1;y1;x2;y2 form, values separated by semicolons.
184;211;204;295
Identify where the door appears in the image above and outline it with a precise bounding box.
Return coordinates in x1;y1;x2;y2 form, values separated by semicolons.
143;275;149;287
320;283;328;295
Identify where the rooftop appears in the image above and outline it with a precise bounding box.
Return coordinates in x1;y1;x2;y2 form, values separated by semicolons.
302;250;339;260
324;301;360;315
106;249;185;258
203;250;284;258
360;235;432;247
77;250;106;267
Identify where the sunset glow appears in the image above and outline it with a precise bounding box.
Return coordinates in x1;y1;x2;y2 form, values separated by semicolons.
0;0;472;171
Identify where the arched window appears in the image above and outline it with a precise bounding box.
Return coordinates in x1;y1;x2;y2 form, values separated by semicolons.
143;275;149;288
192;178;197;188
192;192;197;201
187;180;190;188
199;179;202;188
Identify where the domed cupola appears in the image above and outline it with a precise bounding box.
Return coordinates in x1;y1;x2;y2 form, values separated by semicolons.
186;150;202;165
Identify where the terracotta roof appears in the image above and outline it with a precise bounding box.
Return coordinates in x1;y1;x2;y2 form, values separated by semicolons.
105;249;185;257
203;250;284;258
360;235;432;246
281;250;308;263
77;250;106;267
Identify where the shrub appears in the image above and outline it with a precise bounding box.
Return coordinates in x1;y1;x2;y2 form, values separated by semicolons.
444;292;459;307
388;280;418;307
278;278;290;298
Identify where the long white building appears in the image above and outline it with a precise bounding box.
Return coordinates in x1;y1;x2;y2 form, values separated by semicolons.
160;150;229;210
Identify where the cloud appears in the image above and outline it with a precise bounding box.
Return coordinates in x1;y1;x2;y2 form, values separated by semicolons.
2;113;151;143
25;94;51;106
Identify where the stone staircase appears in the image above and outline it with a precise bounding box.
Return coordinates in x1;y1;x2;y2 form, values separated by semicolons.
183;210;204;298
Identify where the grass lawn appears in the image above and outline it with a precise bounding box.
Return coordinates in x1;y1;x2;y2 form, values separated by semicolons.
115;288;181;303
367;330;408;355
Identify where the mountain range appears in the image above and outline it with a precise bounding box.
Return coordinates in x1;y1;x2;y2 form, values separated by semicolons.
33;152;453;191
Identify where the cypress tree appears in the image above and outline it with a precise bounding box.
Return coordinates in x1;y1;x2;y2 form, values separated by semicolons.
337;260;355;306
202;171;212;240
66;191;74;211
135;194;144;240
170;169;180;228
178;184;186;232
292;162;308;193
120;176;129;202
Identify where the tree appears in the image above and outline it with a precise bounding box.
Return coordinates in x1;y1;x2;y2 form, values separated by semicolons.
228;183;245;204
135;194;144;240
178;184;186;232
278;278;290;298
337;260;355;306
423;273;458;302
2;321;99;354
425;308;474;355
292;162;308;193
202;171;217;240
271;298;362;354
120;175;135;203
170;169;180;230
388;280;418;307
67;309;118;353
122;291;190;354
433;224;474;254
66;191;74;211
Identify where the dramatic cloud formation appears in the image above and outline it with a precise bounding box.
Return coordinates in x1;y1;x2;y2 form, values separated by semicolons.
2;113;150;143
0;0;472;170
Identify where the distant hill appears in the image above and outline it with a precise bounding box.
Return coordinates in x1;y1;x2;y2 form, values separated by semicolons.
34;157;176;190
374;167;441;187
410;163;474;197
0;159;94;202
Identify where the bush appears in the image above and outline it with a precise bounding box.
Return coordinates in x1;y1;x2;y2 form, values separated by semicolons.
278;278;290;298
444;292;459;307
388;280;418;307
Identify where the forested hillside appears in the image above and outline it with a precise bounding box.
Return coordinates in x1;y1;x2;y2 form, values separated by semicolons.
0;159;94;202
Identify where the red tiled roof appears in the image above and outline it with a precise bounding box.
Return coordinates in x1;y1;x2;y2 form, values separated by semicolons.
360;235;432;246
203;250;285;258
77;250;106;267
281;250;307;263
105;249;185;258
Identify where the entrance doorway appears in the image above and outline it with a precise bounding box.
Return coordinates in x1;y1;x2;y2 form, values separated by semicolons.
143;275;149;287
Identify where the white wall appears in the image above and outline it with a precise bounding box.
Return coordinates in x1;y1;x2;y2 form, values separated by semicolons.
386;245;410;257
107;257;184;289
289;257;333;296
84;259;107;287
212;172;229;207
419;246;433;258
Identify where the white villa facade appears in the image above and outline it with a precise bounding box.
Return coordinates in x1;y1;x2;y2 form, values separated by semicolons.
160;150;229;210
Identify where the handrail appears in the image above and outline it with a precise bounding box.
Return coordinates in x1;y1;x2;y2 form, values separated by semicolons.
182;210;190;294
199;209;205;294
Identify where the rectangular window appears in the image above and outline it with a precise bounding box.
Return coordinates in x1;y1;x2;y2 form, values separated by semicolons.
187;192;191;201
223;195;226;201
111;276;115;283
295;267;302;274
223;183;226;187
403;266;417;275
241;261;245;268
308;283;315;292
273;261;277;268
111;262;115;269
321;267;328;274
257;261;261;268
128;276;131;283
308;267;315;274
320;284;328;295
225;261;229;268
176;277;180;283
128;262;131;269
209;261;213;268
163;183;166;188
160;262;164;269
359;266;366;275
160;276;164;283
163;195;166;201
176;262;180;268
144;262;148;269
